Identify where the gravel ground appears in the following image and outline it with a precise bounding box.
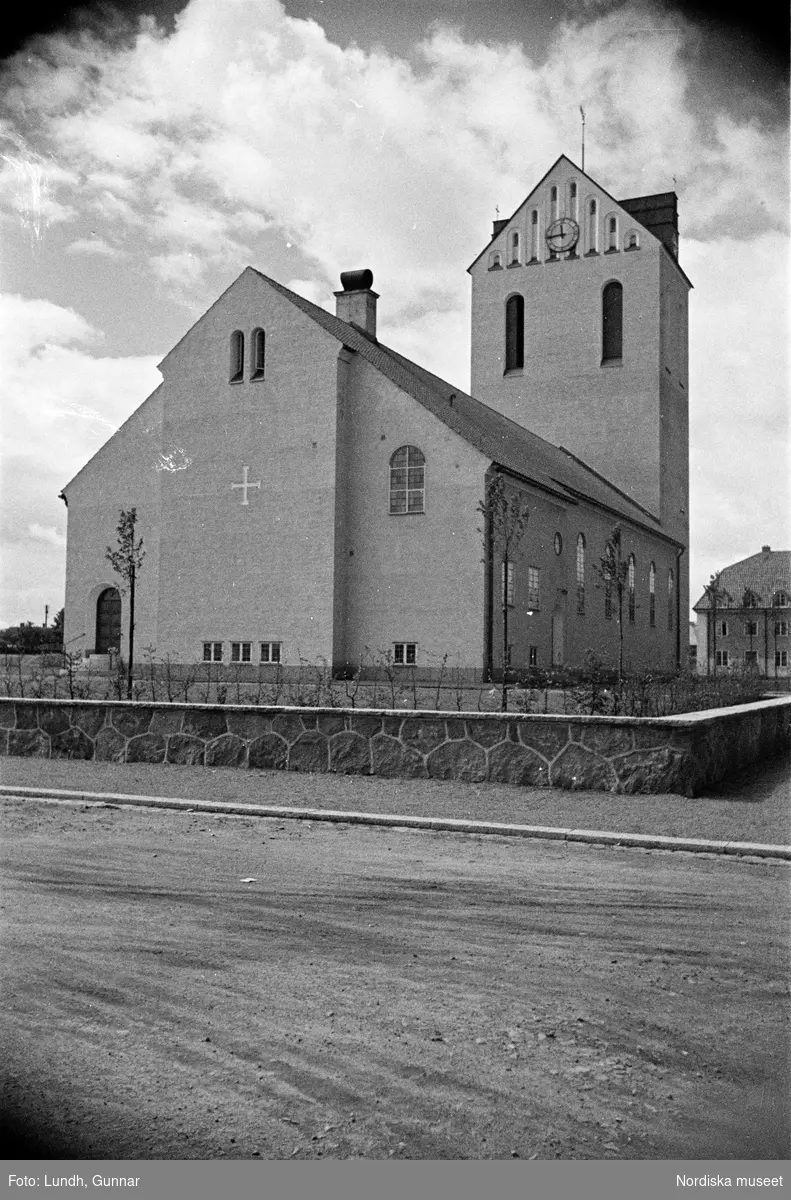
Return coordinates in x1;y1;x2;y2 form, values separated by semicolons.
1;798;788;1161
1;750;789;844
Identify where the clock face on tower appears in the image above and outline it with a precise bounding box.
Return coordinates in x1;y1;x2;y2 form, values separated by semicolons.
546;217;580;253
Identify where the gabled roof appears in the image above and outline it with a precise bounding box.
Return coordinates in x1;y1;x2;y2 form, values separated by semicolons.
466;154;693;290
251;269;676;541
693;550;791;611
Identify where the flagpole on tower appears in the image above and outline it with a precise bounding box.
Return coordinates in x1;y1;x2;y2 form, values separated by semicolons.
580;106;586;173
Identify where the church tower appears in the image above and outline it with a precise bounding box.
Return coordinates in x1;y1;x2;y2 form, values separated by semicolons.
468;156;690;572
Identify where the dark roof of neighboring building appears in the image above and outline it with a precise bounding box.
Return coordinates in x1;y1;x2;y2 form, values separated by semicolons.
693;549;791;611
252;268;677;541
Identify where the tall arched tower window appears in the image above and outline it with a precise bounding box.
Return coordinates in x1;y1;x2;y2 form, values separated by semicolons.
569;181;578;221
505;294;525;372
550;185;558;224
602;282;623;363
576;534;586;614
606;215;619;252
251;328;265;380
389;445;425;514
649;562;656;627
530;210;540;261
587;199;598;254
230;330;244;382
628;554;636;623
509;230;520;265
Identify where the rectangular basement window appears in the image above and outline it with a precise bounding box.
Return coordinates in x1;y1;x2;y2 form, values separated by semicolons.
202;641;223;662
393;642;417;666
260;642;282;663
231;641;252;663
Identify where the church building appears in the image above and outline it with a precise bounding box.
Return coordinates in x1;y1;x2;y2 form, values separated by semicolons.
61;156;691;679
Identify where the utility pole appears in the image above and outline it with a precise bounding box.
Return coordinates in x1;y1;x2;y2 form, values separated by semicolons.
580;107;586;173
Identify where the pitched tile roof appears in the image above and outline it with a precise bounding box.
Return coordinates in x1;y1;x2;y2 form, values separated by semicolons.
693;550;791;611
252;268;677;541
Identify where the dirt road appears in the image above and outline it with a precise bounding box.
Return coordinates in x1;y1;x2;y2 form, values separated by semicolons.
1;797;788;1160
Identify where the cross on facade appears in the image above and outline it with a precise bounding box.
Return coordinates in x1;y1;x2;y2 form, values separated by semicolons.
232;465;261;506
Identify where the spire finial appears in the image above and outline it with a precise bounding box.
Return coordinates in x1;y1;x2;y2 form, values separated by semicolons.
580;106;586;173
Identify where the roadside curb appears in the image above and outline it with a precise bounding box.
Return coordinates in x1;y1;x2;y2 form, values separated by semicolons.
2;784;789;861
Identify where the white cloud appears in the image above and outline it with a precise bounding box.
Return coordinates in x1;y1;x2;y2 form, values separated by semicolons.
65;236;125;256
28;523;67;548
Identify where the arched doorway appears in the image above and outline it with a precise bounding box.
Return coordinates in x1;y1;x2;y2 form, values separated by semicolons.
95;588;121;654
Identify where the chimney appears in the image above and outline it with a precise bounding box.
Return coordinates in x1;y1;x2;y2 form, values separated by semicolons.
492;218;508;238
762;545;771;553
335;269;378;338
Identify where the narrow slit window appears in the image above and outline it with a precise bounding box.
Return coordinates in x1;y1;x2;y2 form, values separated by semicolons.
668;569;675;631
251;328;265;379
509;230;520;265
607;215;618;251
550;185;558;224
587;199;598;253
628;554;636;624
530;210;539;260
505;294;524;371
576;534;585;614
602;281;623;363
569;181;578;220
230;330;244;382
502;561;515;608
649;562;656;627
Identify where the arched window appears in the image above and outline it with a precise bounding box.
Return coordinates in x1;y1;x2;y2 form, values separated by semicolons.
530;210;539;261
509;230;520;265
773;589;788;607
489;251;502;270
569;181;578;220
602;281;623;363
95;588;121;655
389;445;425;514
667;568;675;631
625;230;640;251
229;330;244;383
628;554;636;623
587;199;598;254
649;562;656;627
576;534;586;614
550;185;558;224
505;294;525;372
606;215;618;252
251;328;265;380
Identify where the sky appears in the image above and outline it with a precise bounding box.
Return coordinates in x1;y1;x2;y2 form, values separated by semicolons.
0;0;788;628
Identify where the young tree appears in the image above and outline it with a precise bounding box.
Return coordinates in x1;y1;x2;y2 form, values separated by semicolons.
701;572;732;676
106;508;145;699
478;471;531;711
594;524;630;681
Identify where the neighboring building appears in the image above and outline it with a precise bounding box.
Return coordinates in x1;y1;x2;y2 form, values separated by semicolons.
693;547;791;677
61;156;690;679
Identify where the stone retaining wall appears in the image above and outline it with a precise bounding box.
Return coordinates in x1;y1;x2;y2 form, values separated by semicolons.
1;697;789;796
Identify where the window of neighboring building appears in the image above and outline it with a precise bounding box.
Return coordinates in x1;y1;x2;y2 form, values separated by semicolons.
527;566;540;609
718;620;728;637
260;642;281;663
389;445;425;514
744;620;759;637
602;281;623;363
505;294;525;371
502;561;515;608
776;650;789;668
628;553;636;623
231;641;251;663
775;621;789;636
230;330;244;382
649;562;656;627
203;641;223;662
576;533;585;614
668;568;675;631
251;328;265;380
586;198;598;254
509;230;520;265
529;645;538;667
716;650;729;667
774;591;788;607
745;650;758;665
394;642;417;666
